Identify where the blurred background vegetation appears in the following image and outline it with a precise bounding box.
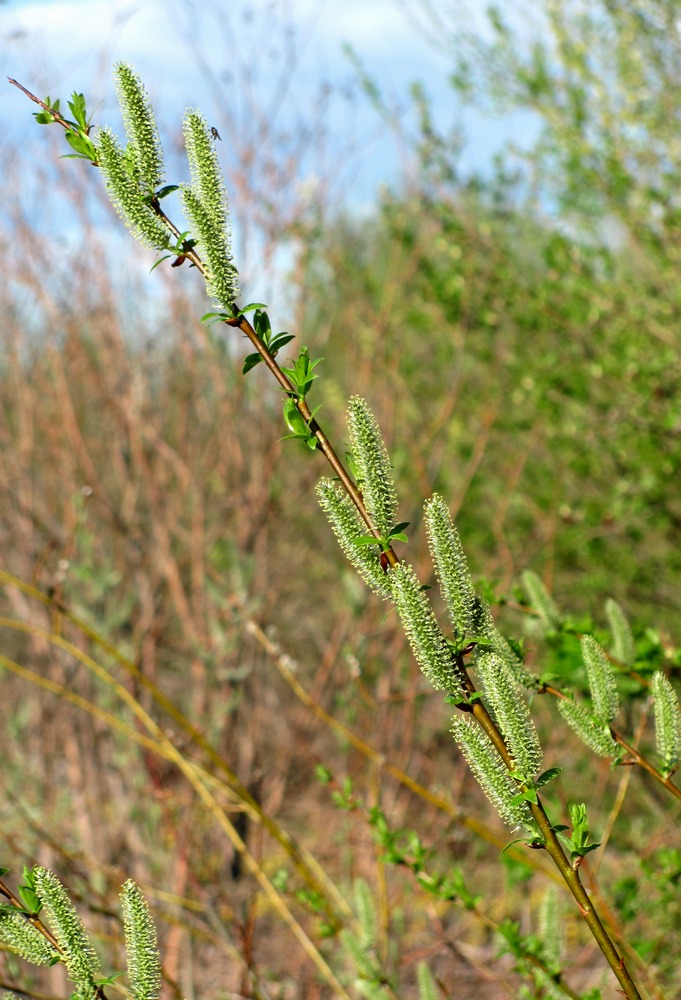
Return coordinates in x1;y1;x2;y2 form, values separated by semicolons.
1;1;680;997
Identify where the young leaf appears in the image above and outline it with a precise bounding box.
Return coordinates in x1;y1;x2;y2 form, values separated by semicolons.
67;92;89;130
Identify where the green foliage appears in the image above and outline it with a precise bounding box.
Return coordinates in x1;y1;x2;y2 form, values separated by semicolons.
496;914;570;1000
281;346;324;448
555;803;601;867
33;90;98;162
242;308;294;374
304;187;681;636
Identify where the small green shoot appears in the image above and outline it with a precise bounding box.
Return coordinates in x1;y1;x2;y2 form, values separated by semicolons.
243;308;295;374
510;767;562;806
18;866;42;916
555;803;601;868
34;91;98;163
281;345;322;400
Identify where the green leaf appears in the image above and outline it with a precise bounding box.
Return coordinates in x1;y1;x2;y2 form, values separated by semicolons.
242;352;264;375
18;886;41;915
510;787;538;805
155;184;179;199
269;332;295;355
230;301;268;319
315;764;332;783
34;110;58;125
253;308;272;341
150;254;174;272
200;311;231;325
390;521;411;535
63;131;97;161
281;346;323;400
574;843;600;858
535;767;562;788
354;535;381;547
94;972;125;986
282;399;308;436
67;92;88;130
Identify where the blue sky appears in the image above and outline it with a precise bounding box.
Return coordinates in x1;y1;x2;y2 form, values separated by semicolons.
2;0;533;189
1;0;537;304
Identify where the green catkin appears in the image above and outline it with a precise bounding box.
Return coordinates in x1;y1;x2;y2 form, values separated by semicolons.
451;716;535;831
346;396;398;539
113;62;164;193
391;562;466;697
521;570;562;629
33;867;100;995
121;880;162;1000
475;651;543;780
424;493;476;640
98;127;170;250
557;699;618;758
605;598;635;666
471;596;540;689
416;963;438;1000
651;671;681;775
580;635;619;724
0;910;60;967
316;478;393;598
180;110;239;307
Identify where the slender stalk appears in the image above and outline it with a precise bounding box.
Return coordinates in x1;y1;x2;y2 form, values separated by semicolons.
8;74;646;998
